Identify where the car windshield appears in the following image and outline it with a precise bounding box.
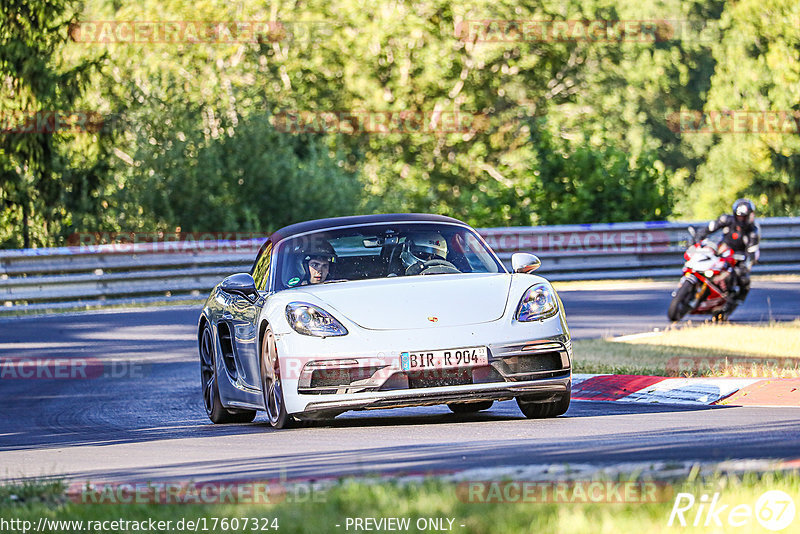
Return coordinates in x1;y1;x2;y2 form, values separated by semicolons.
274;222;503;290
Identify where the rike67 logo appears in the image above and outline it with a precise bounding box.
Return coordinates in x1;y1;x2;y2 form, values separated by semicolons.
668;490;796;531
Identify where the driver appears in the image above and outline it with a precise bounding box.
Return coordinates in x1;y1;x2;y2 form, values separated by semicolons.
400;231;448;275
301;240;337;285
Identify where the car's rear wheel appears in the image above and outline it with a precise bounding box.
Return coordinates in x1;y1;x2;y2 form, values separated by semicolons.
200;323;256;424
516;394;570;419
261;327;296;429
447;401;494;414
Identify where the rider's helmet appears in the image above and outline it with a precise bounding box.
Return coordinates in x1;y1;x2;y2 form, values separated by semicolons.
732;198;756;226
400;231;447;270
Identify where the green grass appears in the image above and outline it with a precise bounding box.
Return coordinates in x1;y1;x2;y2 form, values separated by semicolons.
573;320;800;377
0;479;67;507
1;472;798;533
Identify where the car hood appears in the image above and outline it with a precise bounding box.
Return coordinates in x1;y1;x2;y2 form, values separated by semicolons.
293;273;512;330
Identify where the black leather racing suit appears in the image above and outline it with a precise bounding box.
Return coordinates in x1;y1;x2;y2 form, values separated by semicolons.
696;214;760;302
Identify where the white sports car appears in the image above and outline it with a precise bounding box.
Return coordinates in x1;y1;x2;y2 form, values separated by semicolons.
198;213;571;428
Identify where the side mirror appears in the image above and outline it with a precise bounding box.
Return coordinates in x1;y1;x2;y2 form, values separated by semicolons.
220;273;258;301
511;253;541;274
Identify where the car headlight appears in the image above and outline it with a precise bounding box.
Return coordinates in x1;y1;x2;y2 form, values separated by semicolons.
285;302;348;337
516;283;559;322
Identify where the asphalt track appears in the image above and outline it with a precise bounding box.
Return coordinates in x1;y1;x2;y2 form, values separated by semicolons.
1;281;799;484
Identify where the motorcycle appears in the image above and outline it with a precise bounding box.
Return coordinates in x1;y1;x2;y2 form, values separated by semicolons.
667;227;746;322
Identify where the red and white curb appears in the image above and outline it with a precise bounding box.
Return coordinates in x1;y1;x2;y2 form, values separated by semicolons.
572;374;800;406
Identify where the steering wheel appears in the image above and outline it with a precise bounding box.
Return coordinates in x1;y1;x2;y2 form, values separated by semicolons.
406;259;460;276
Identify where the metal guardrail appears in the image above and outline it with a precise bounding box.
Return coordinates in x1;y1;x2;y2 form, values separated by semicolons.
481;217;800;280
1;218;798;312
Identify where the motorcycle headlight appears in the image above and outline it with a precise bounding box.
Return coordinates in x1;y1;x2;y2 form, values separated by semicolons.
285;302;348;337
516;283;559;322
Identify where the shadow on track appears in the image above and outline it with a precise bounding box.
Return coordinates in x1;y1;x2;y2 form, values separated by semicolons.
0;362;737;453
59;416;800;484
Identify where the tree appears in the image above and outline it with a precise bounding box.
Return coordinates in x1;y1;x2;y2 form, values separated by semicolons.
113;102;363;233
528;122;672;224
245;0;664;226
686;0;800;218
75;0;365;234
0;0;105;247
11;0;788;247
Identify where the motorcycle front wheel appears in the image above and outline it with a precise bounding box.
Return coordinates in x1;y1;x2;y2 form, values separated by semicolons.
668;280;696;321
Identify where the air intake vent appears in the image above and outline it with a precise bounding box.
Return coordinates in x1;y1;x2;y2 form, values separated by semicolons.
501;352;563;374
217;323;237;377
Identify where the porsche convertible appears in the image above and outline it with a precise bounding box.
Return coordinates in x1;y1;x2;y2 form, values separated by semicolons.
198;213;572;428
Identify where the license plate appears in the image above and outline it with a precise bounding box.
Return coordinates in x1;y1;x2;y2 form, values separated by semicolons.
400;346;488;371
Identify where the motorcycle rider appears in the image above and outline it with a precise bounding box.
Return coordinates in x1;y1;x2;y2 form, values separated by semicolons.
695;198;760;307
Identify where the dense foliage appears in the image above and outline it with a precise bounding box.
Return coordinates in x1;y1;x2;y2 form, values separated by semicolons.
0;0;106;247
1;0;797;247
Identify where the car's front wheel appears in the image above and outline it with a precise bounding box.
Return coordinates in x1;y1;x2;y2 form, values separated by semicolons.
516;394;570;419
200;323;256;424
447;401;494;414
261;327;296;429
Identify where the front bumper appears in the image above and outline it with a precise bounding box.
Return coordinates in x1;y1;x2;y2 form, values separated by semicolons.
275;313;571;415
300;375;570;417
296;338;570;394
